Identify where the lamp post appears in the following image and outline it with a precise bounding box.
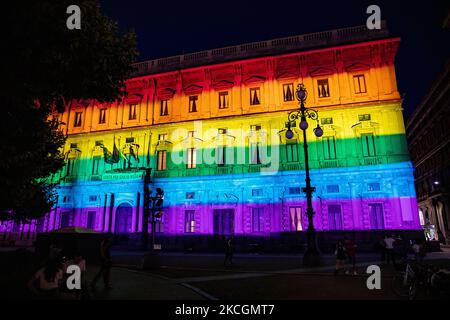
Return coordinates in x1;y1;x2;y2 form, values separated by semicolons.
285;84;324;267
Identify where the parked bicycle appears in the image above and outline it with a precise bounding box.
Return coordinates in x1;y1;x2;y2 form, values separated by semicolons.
391;259;450;299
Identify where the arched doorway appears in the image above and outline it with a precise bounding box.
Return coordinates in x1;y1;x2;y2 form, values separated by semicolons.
115;203;132;234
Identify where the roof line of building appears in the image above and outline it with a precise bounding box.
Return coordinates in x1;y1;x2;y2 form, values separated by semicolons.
130;21;390;77
406;57;450;134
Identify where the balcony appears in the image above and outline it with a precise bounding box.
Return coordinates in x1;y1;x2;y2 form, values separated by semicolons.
154;170;169;178
215;166;232;175
283;163;302;171
131;22;389;77
362;157;382;166
90;175;102;181
321;159;339;169
185;168;198;176
248;164;270;173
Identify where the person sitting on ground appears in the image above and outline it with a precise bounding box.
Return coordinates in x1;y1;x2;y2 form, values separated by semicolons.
27;258;64;300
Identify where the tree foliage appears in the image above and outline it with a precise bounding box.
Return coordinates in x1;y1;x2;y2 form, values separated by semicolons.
0;0;138;222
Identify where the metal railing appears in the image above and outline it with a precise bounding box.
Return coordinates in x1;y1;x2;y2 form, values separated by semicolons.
131;22;389;77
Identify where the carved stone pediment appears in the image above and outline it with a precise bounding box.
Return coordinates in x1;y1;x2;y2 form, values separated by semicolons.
276;71;299;80
212;80;234;90
309;67;335;77
183;84;203;95
345;62;370;72
243;75;266;85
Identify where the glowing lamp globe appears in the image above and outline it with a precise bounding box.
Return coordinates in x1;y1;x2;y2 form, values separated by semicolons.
285;129;294;139
300;118;309;130
314;125;323;137
296;87;307;101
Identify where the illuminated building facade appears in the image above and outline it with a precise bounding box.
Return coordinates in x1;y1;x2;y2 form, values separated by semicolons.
1;23;422;247
407;60;450;244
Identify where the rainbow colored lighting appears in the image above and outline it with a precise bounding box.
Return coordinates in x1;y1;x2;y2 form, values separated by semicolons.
28;34;421;239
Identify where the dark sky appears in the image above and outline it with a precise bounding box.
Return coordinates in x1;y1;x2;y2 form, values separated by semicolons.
100;0;450;119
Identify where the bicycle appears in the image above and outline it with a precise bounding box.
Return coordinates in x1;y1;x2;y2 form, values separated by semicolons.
391;259;434;300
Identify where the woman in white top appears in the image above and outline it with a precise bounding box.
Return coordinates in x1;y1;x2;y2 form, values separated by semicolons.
28;259;63;299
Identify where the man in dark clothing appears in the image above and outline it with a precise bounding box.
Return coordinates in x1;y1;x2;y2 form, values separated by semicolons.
91;233;113;290
344;237;357;275
224;236;234;266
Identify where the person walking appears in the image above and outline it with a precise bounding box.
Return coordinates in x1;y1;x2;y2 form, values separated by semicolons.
344;237;357;275
90;233;113;290
334;240;347;276
412;238;426;263
384;234;396;265
224;236;235;266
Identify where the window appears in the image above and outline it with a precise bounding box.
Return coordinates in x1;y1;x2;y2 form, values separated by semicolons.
353;74;367;94
155;218;164;233
95;140;103;147
186;148;196;169
70;143;78;149
289;207;302;231
361;133;376;157
185;210;195;233
250;125;261;132
321;117;333;125
252;189;263;197
62;196;71;203
317;79;330;98
283;83;294;102
250;143;261;164
328;205;343;230
326;185;340;193
359;114;371;121
218;92;229;109
66;159;75;176
60;212;72;228
99;108;107;124
126;137;135;143
186;192;195;199
289;187;301;195
189;96;198;112
250;88;261;105
368;182;381;192
88;195;97;202
322;136;337;159
217;145;226;166
158;134;168;141
157;151;167;171
218;128;227;134
74;112;82;127
285;142;298;162
252;208;265;232
369;203;384;229
160;99;169;116
92;156;101;175
87;211;96;229
129;104;137;120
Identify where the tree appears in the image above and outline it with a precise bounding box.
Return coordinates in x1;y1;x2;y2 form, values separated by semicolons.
0;0;138;222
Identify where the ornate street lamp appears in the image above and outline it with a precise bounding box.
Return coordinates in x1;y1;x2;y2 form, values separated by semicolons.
285;84;323;267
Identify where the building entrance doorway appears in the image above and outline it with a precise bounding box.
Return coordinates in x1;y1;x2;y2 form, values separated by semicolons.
115;203;132;234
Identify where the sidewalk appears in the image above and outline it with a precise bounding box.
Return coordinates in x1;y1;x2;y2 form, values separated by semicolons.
87;266;206;300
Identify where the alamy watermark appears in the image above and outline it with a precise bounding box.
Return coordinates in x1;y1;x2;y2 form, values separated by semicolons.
66;5;81;30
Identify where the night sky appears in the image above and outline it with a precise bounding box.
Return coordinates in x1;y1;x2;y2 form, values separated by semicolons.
100;0;449;119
